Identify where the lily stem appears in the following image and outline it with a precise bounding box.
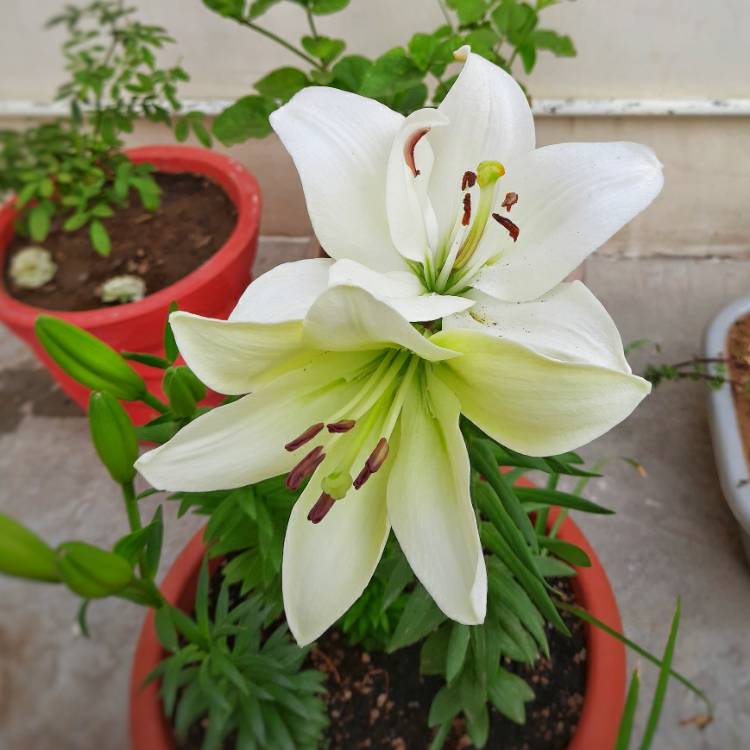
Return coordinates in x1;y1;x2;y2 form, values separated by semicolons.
121;479;146;577
142;391;169;414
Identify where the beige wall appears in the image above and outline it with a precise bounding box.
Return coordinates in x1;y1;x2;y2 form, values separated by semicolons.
1;0;749;100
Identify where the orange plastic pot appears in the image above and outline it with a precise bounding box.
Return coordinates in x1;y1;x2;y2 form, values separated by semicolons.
0;145;261;424
129;486;625;749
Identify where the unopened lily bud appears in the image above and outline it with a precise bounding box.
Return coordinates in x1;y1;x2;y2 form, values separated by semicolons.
88;391;138;484
55;542;133;598
35;315;146;401
0;513;60;582
9;246;57;289
99;274;146;304
163;366;206;417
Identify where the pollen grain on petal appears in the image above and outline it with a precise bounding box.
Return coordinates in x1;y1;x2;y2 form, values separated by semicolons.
404;128;430;178
285;422;324;452
462;193;472;226
327;419;356;433
308;493;335;524
501;192;519;212
492;213;520;242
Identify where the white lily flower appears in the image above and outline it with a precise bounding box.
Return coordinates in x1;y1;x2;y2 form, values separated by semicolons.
270;45;664;317
136;255;650;646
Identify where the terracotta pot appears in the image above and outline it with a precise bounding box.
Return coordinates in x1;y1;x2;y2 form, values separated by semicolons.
129;488;625;750
0;145;261;424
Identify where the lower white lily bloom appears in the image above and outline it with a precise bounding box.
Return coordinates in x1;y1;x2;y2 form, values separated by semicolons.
136;260;650;646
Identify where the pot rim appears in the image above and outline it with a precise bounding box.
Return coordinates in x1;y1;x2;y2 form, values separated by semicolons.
0;144;261;324
129;500;625;750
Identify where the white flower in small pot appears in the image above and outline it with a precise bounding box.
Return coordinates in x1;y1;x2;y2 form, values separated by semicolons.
270;45;663;331
136;266;650;646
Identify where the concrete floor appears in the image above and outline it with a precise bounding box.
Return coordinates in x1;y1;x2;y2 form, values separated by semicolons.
1;243;749;749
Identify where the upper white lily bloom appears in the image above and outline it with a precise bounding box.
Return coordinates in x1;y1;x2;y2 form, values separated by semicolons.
135;257;650;647
270;46;663;311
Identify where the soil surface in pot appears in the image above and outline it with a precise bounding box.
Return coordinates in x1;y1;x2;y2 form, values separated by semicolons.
176;564;585;750
3;172;236;311
727;313;750;470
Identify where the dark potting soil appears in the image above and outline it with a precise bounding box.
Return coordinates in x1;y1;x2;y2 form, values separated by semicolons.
3;172;236;311
175;562;585;750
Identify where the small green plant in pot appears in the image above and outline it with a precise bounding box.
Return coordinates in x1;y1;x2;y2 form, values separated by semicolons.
0;1;231;313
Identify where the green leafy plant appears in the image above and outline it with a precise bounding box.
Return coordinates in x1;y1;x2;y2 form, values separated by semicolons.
0;1;205;255
204;0;577;145
149;559;328;750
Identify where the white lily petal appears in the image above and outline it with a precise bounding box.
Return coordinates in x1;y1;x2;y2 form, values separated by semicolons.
387;372;486;624
474;142;664;302
429;51;535;242
283;453;390;646
270;87;405;272
135;351;373;491
443;282;631;373
170;312;308;395
229;258;333;323
329;259;474;322
303;284;460;362
386;108;448;262
432;328;651;456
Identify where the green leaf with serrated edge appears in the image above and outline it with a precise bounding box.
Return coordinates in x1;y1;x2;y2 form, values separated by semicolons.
331;55;372;92
213;96;276;145
388;584;446;652
421;624;451;675
255;67;310;103
359;48;423;98
530;29;576;56
203;0;245;18
445;623;471;682
155;606;179;652
538;537;591;567
481;523;569;635
616;669;640;750
174;117;189;142
470;440;539;551
488;668;534;724
191;119;212;148
639;599;681;749
515;486;614;514
309;0;350;14
0;513;60;582
249;0;280;18
448;0;488;26
408;33;438;71
391;83;428;115
301;36;346;64
36;316;146;399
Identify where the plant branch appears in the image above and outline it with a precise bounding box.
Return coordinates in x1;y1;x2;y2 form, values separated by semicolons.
142;391;169;414
305;7;319;39
238;18;323;70
436;0;454;30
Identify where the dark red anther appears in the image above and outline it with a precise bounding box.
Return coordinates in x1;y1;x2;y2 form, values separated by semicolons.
462;170;477;190
286;445;325;491
285;422;324;452
308;493;335;524
404;128;430;177
353;438;390;490
327;419;356;433
501;192;518;212
492;213;520;242
353;465;372;490
462;193;472;226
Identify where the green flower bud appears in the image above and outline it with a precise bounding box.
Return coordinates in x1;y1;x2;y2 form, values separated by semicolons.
0;513;60;582
56;542;133;598
88;391;138;484
35;315;146;401
163;366;206;417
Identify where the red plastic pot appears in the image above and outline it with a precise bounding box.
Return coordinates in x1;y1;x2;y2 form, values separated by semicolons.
129;484;626;750
0;145;261;424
